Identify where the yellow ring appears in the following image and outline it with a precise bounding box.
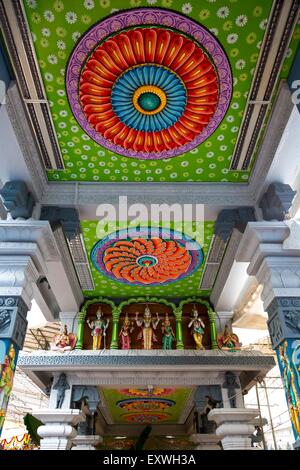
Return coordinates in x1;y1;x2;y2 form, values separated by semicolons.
132;85;167;115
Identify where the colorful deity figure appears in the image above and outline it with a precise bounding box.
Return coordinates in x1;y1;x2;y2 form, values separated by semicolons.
0;344;16;430
188;305;205;350
161;313;176;350
50;324;76;352
87;307;110;350
119;314;134;350
217;324;241;350
279;341;300;436
135;306;160;350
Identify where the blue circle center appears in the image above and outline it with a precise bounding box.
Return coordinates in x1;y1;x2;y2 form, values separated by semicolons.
111;65;187;132
138;92;161;112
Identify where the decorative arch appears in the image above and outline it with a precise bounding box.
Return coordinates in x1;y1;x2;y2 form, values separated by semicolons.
76;297;117;350
117;297;180;350
178;297;218;349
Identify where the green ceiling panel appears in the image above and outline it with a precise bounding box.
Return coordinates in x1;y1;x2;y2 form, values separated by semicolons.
23;0;300;183
81;219;214;298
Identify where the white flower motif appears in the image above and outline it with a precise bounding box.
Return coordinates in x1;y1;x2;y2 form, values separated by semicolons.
227;33;238;44
57;89;65;96
226;115;234;122
181;161;189;167
207;151;214;158
259;19;268;30
41;28;51;37
220;145;227;151
196;168;203;174
236;15;248;27
235;59;246;70
82;134;90;141
31;32;37;42
231;102;239;109
44;72;53;82
47;54;58;64
217;134;224;141
58;122;67;129
190;148;198;154
72;32;81;42
209;28;219;36
84;0;95;9
182;2;192;14
65;11;77;24
147;0;157;4
44;10;55;22
110;8;119;13
57;40;66;50
231;126;238;133
26;0;37;8
59;110;68;117
217;6;229;19
60;68;65;76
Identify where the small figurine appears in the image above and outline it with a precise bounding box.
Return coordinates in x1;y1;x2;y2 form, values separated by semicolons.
222;371;239;408
50;324;76;352
188;305;205;350
135;306;160;350
53;373;70;409
119;314;134;350
87;307;110;350
217;324;241;350
161;313;176;350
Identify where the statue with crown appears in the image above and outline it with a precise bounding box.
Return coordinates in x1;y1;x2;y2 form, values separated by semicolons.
119;313;134;350
161;313;176;350
135;305;160;350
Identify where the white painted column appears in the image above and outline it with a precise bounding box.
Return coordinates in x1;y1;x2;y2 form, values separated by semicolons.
72;435;103;450
189;434;221;450
33;409;85;450
208;408;260;450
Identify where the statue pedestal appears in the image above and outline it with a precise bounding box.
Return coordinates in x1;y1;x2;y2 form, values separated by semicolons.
72;435;103;450
208;408;260;450
33;409;85;450
189;433;221;450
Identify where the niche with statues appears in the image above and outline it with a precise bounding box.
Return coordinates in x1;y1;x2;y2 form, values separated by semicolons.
118;302;176;350
83;302;112;350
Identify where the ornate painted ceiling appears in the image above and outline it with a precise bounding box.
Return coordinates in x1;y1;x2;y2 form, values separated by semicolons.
101;386;193;425
81;220;214;297
12;0;298;183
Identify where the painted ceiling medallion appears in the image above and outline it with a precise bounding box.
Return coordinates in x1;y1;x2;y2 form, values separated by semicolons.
67;8;232;159
91;228;203;286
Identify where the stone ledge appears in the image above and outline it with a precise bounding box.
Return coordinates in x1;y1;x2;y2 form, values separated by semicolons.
18;349;275;368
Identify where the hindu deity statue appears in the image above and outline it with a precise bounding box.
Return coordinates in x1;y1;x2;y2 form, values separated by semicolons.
161;313;176;350
119;314;134;350
50;324;76;352
188;305;205;350
87;307;110;350
217;324;241;350
135;306;160;350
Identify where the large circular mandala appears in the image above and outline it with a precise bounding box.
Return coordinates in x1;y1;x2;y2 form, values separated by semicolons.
91;227;203;286
67;8;232;159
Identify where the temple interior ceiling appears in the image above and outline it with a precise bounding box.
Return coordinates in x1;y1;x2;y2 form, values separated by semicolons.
100;386;193;425
5;0;297;183
81;220;214;297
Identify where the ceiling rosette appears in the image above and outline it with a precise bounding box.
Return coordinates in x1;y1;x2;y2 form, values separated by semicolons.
66;8;232;160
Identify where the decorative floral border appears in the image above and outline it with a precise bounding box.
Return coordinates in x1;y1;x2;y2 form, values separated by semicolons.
66;7;232;160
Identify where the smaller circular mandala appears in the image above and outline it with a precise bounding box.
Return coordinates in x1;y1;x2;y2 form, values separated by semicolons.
91;227;203;286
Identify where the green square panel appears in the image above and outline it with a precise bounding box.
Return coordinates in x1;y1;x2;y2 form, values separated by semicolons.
81;220;214;298
22;0;300;183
